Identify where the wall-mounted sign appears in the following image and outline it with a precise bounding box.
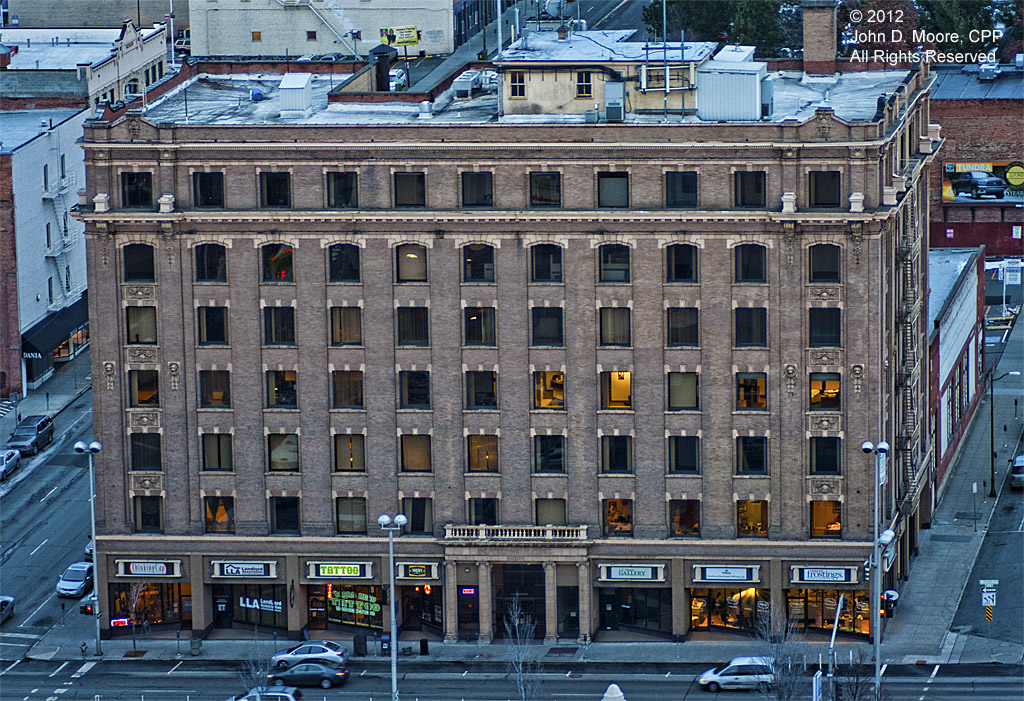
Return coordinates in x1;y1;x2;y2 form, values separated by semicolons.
791;566;854;584
380;25;418;46
239;595;282;613
942;161;1024;204
398;562;439;580
693;564;760;583
116;560;181;578
307;561;372;579
22;352;43;359
598;564;666;582
212;561;277;578
461;588;476;596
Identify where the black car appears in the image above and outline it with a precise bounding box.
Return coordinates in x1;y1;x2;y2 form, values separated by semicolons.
267;660;348;689
6;415;54;455
951;171;1006;199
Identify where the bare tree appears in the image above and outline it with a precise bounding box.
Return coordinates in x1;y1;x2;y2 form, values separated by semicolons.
751;603;804;701
830;648;892;701
503;593;543;701
126;582;147;653
238;624;276;698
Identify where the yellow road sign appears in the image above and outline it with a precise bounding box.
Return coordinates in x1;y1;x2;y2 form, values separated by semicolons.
985;606;993;621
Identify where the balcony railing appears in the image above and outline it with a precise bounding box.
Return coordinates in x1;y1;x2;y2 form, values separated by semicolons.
444;524;588;542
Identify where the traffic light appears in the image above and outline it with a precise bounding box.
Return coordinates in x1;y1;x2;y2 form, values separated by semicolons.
79;600;94;616
879;593;887;618
862;559;871;584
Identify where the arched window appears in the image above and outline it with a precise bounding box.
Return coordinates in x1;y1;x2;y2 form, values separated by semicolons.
599;244;630;283
396;244;427;282
808;244;841;283
666;244;698;283
195;244;227;282
531;244;562;282
734;244;766;283
463;244;495;282
328;243;360;282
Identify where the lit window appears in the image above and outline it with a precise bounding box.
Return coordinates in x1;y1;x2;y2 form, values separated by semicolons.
600;371;632;409
396;244;427;282
129;370;159;407
334;434;365;471
810;372;841;410
204;496;234;533
199;370;231;408
603;498;632;536
467;435;499;472
465;307;496;346
737;500;768;537
510;71;525;98
533;371;564;409
810;501;842;538
736;372;767;410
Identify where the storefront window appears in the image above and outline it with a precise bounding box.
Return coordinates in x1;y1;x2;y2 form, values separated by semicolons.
787;589;869;636
233;583;287;630
311;584;383;630
689;587;769;633
401;584;443;633
599;587;672;635
108;582;192;631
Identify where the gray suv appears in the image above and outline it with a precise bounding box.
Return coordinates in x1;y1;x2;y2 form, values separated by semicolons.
7;415;54;455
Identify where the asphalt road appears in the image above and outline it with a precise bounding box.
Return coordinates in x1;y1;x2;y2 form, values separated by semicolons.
581;0;649;34
0;404;94;660
0;659;1022;700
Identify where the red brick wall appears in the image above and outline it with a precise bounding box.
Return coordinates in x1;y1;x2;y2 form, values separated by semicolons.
0;156;21;398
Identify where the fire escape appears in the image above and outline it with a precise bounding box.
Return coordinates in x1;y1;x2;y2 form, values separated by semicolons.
894;207;924;515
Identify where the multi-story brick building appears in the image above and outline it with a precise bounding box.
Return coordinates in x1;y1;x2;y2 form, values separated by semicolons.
76;8;938;644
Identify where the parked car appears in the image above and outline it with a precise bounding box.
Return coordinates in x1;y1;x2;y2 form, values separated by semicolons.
7;415;54;455
271;640;348;668
951;170;1006;199
0;595;14;624
55;562;94;598
267;660;348;689
225;687;305;701
84;538;94;561
1;449;20;480
389;68;408;91
698;656;777;692
1009;454;1024;490
173;38;190;56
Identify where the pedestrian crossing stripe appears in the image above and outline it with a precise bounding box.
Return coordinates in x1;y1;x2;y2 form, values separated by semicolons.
985;606;993;621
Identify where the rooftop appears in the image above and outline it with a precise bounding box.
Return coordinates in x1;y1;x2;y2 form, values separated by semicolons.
930;64;1024;101
497;29;718;64
0;108;85;153
0;26;162;70
928;248;981;328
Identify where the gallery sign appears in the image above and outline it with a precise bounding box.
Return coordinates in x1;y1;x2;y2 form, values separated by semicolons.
116;560;182;578
598;563;666;582
212;561;277;578
307;561;372;579
692;564;761;584
791;566;854;584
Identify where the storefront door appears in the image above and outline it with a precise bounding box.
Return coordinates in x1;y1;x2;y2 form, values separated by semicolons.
401;585;442;634
599;591;618;630
214;588;233;629
557;586;579;638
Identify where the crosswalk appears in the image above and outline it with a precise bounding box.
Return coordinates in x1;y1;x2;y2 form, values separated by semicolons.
0;398;16;420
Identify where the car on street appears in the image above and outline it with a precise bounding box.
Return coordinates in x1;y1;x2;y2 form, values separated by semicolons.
389;67;408;91
698;656;777;692
0;595;14;624
6;415;54;455
267;660;348;689
1009;454;1024;489
225;687;305;701
1;449;20;480
950;170;1006;199
56;562;94;597
84;538;94;561
173;38;190;56
271;640;348;668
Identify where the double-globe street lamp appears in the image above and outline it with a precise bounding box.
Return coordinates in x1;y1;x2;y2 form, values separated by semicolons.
73;440;102;656
989;371;1021;497
861;440;896;701
378;513;407;701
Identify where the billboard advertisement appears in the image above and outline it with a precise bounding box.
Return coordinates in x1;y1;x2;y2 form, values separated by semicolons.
380;25;419;46
942;161;1024;204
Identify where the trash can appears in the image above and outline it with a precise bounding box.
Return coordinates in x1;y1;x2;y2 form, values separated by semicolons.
381;633;391;655
419;638;429;656
190;638;202;656
353;633;367;657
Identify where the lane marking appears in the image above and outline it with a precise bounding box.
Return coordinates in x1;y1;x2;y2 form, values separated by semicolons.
30;538;49;556
52;689;68;695
23;592;57;625
880;663;887;678
48;662;68;677
0;660;21;676
930;664;940;679
39;485;59;502
70;661;95;678
592;0;630;28
2;632;42;639
167;660;183;674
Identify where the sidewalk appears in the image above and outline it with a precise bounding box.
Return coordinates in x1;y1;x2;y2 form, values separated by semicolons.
0;349;92;441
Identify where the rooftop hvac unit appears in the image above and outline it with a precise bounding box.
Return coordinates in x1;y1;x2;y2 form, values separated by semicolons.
604;81;625;122
696;60;767;122
279;73;313;116
760;74;774;119
584;109;600;123
453;70;480;99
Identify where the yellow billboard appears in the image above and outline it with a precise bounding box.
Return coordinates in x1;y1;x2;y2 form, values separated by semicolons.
380;25;418;47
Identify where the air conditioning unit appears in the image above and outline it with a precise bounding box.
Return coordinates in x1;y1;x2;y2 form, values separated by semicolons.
604;81;625;122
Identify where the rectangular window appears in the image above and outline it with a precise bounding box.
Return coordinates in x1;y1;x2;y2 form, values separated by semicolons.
810;501;842;538
467;435;499;472
809;171;841;208
536;498;566;527
600;371;632;409
464;243;495;282
399;371;430;409
336;498;367;535
737;500;768;537
529;172;561;208
306;30;317;40
533;371;564;410
668;435;700;474
666;244;698;282
270;497;300;534
810;372;841;410
464;307;496;345
129;370;159;407
510;70;525;98
601;435;632;473
266;370;297;408
121;172;153;208
202;434;232;471
330;307;362;345
129;433;161;471
667;308;699;346
666;171;698;208
603;498;632;536
575;71;592;98
599;308;631;346
204;496;234;533
737;436;768;474
43;164;49;190
534;435;565;473
401;435;432;472
334;434;365;471
469;497;498;526
531;307;563;346
599;245;630;283
809;244;841;283
531;244;562;282
397;307;429;345
597;172;629;208
736;372;767;410
466;371;497;409
259;172;291;208
810;437;841;474
252;31;262;41
326;171;358;208
735;307;767;347
461;172;493;207
667;372;699;410
734;171;766;207
332;371;363;409
134;496;163;532
268;434;299;471
263;307;295;345
809;308;841;347
197;306;228;345
126;306;157;345
669;500;700;537
199;370;231;408
193;172;225;208
328;244;360;282
195;244;227;282
402;497;433;534
394;172;426;207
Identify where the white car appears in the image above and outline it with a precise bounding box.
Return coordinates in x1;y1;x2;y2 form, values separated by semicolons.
389;68;408;91
0;596;14;624
0;449;20;480
56;562;94;598
698;656;776;692
84;538;94;561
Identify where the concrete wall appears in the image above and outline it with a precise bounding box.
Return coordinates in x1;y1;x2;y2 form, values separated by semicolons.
0;70;87;100
7;0;190;34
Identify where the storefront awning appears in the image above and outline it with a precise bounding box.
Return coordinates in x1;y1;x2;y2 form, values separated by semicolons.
22;293;88;355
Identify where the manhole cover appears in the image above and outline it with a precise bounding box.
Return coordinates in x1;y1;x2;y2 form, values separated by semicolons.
545;647;578;657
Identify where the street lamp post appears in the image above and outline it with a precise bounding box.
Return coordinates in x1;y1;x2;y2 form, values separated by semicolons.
378;513;407;701
989;371;1021;497
73;440;102;656
862;440;892;701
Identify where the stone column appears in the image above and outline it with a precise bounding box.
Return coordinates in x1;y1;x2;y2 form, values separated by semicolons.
576;562;591;644
769;560;786;625
444;562;458;643
285;554;302;639
477;561;492;643
188;553;207;637
671;558;689;637
544;562;558;642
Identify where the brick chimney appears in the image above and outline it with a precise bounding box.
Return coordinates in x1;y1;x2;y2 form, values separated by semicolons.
802;0;838;75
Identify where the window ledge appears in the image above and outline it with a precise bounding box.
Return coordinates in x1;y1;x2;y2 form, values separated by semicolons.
399;471;434;475
330;407;366;413
733;409;769;414
327;281;362;285
528;345;566;350
464;408;500;413
197;344;231;348
597;409;634;414
464;471;500;476
530;408;566;413
665;345;701;350
258;281;297;285
598;345;633;350
533;471;567;477
263;407;300;412
667;472;701;477
664;280;700;285
598;472;635;477
397;408;432;413
462;345;498;350
329;344;365;349
734;473;770;478
666;408;700;413
194;281;229;285
200;470;236;475
528;281;565;286
198;406;234;411
261;344;298;349
266;471;301;476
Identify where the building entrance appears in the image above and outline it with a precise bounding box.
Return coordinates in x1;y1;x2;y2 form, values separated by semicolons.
492;563;545;640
